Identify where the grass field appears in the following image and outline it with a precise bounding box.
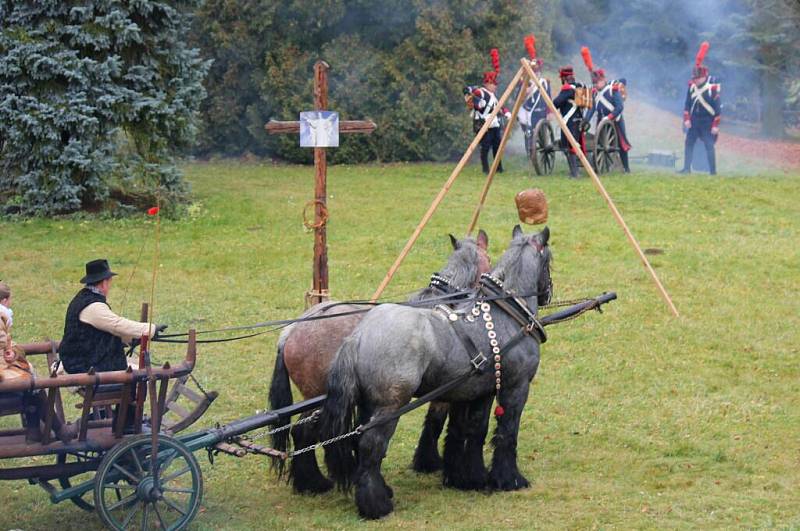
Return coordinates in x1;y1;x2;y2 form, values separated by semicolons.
1;155;799;530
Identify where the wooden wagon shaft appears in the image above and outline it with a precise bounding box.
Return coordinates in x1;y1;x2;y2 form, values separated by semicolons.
0;331;196;392
467;70;531;235
265;120;377;135
520;58;680;317
371;65;525;302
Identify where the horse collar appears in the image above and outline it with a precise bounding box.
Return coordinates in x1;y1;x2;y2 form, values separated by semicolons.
429;272;464;294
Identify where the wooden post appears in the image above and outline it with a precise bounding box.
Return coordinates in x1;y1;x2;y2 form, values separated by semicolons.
371;66;525;301
312;61;330;306
467;71;530;235
520;58;680;317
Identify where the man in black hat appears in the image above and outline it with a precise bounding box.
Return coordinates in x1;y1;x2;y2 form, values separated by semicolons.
58;259;167;374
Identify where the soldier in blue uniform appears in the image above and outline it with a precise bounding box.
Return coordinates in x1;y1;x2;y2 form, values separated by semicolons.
468;49;510;174
583;69;632;173
519;35;551;159
552;66;586;178
679;41;721;175
580;46;631;173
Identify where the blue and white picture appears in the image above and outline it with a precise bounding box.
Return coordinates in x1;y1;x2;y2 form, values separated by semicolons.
300;111;339;147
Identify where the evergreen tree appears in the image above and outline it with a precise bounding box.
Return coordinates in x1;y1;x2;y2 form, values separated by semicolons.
0;0;209;215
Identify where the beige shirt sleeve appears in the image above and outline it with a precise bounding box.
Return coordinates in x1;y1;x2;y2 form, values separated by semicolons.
79;302;156;345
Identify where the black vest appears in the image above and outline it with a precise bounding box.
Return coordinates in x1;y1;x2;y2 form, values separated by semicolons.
59;288;125;374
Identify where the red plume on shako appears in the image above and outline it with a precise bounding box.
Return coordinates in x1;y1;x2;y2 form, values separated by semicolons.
524;34;543;69
483;48;500;85
693;41;710;77
581;46;605;83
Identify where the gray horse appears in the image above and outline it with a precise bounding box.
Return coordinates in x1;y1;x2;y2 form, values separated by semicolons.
268;231;490;493
319;225;552;519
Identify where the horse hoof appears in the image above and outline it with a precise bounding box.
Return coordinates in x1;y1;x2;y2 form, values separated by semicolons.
411;454;443;474
294;476;334;495
488;470;530;491
356;488;394;519
443;473;487;491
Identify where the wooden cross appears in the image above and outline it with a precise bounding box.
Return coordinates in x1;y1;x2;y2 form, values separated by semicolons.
265;60;376;306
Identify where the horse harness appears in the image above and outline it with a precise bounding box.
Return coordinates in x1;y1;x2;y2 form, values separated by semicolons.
434;274;547;408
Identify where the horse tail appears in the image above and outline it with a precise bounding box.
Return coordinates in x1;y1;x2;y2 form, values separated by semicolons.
268;333;293;460
320;336;361;491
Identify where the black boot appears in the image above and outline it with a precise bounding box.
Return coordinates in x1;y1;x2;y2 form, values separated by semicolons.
567;153;579;178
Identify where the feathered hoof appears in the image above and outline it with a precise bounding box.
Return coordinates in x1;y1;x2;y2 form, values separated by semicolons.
488;468;530;491
356;475;394;519
443;474;487;491
411;452;443;474
294;475;334;495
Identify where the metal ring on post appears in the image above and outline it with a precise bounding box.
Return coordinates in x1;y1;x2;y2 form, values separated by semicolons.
302;200;329;230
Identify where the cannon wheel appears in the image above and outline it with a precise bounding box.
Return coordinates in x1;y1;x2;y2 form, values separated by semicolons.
593;119;621;174
94;434;203;531
531;119;556;175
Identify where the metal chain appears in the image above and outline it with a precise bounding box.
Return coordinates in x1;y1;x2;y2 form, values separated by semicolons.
287;426;362;458
541;297;592;309
245;410;321;442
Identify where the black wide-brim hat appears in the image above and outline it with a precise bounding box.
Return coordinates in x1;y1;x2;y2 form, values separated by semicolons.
80;259;118;284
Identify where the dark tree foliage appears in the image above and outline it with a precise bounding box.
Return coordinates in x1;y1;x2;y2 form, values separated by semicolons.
192;0;555;162
0;0;210;216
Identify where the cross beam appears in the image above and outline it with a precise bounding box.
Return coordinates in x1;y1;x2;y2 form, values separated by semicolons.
265;120;376;135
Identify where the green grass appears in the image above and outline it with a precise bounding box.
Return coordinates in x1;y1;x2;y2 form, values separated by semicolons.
2;156;799;530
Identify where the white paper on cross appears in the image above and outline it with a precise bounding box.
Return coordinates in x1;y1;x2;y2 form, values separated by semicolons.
300;111;340;147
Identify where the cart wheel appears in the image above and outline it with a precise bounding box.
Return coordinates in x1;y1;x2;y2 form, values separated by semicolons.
531;119;556;175
594;119;621;174
94;434;203;531
57;451;102;512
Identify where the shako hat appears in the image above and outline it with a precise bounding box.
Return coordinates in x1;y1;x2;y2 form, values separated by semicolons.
483;48;500;85
692;41;710;78
581;46;605;83
524;35;544;70
80;259;117;284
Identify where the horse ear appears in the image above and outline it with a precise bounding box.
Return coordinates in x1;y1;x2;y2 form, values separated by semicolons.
540;226;550;245
512;224;523;239
477;229;488;250
449;233;460;250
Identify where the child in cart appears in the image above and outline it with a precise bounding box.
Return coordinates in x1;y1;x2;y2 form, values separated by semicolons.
0;282;72;442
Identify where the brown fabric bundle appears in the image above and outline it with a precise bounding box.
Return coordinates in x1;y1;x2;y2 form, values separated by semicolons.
515;188;548;225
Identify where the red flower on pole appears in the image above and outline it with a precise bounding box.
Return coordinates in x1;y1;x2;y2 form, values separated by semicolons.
147;206;160;216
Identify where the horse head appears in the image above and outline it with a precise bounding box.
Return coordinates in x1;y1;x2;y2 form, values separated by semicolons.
444;229;491;289
495;225;552;309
